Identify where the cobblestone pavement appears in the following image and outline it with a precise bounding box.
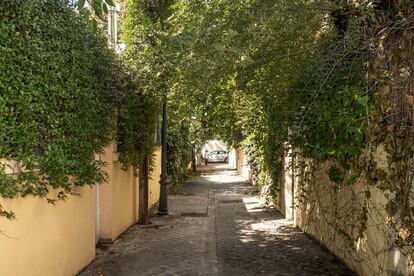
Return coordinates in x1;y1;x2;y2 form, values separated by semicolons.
80;164;356;276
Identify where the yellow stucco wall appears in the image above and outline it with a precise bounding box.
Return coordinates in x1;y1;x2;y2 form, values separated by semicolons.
236;148;250;180
112;162;137;240
98;145;115;241
149;147;161;207
99;145;161;242
0;186;96;276
277;155;294;220
0;145;162;276
98;144;139;242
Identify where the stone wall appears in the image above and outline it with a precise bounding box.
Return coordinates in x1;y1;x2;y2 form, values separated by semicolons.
277;147;414;275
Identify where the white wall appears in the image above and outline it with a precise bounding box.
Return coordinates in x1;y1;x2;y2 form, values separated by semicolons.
228;148;237;169
202;139;228;153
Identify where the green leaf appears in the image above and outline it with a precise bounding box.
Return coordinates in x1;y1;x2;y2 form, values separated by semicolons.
357;95;368;107
0;0;125;217
105;0;115;7
92;0;103;17
78;0;86;9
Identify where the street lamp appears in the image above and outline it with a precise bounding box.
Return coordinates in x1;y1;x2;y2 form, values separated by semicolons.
157;91;168;216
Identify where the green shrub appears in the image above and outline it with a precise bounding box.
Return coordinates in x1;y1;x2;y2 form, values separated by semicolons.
167;120;192;190
114;64;159;170
0;0;117;203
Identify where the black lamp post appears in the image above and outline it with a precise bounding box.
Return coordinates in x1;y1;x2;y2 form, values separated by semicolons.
158;91;168;215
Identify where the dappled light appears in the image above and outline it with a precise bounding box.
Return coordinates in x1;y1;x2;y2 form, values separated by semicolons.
2;0;414;275
210;168;355;275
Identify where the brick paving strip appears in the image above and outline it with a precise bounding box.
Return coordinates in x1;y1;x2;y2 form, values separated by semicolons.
80;166;355;276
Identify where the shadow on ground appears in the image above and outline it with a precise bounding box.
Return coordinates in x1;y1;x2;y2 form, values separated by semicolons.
214;181;353;275
79;163;355;276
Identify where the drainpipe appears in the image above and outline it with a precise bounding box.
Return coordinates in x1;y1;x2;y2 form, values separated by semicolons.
95;182;100;244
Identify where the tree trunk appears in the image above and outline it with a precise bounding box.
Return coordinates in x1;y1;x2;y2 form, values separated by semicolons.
138;155;150;224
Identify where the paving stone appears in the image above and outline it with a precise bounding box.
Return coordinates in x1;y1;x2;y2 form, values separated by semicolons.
79;164;356;276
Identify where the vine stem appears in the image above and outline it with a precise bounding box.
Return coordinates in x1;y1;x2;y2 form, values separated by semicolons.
299;51;349;127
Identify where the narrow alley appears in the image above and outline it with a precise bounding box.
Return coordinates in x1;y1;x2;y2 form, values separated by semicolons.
80;164;354;276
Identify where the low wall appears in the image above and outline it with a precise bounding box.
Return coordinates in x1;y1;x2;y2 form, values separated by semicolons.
149;147;161;207
294;163;411;275
0;145;163;276
0;186;96;276
277;146;413;275
99;145;162;242
111;161;137;240
236;148;251;180
98;144;136;242
228;148;237;169
277;149;294;220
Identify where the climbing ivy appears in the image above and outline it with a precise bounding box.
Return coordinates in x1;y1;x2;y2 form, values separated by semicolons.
123;0;193;187
112;62;159;170
0;0;159;218
0;0;116;208
166;119;192;190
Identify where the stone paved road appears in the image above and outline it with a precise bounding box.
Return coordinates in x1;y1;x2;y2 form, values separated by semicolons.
80;164;355;276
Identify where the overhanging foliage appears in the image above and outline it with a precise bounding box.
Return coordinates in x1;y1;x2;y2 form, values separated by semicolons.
0;0;159;218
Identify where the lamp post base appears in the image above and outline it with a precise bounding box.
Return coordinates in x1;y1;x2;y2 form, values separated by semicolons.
156;210;169;216
157;175;169;216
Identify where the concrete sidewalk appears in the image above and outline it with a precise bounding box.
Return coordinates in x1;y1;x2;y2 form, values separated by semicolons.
80;165;355;275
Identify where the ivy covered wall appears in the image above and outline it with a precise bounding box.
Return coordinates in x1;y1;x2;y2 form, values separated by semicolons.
0;0;159;217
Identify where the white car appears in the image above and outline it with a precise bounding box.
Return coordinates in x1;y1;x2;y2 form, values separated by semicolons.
207;150;229;163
